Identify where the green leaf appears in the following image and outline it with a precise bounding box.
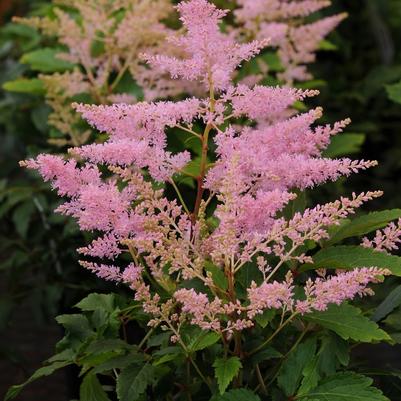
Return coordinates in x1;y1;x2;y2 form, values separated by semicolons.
3;78;45;95
56;314;93;340
21;48;74;72
12;200;35;238
86;339;131;355
297;355;321;396
5;361;71;400
93;354;140;375
386;81;401;105
323;133;365;158
319;39;338;51
301;245;401;275
317;334;349;377
326;209;401;245
213;356;242;394
277;338;317;397
31;104;51;133
373;285;401;322
205;261;228;291
188;331;220;352
254;309;277;328
301;372;390;401
80;373;111;401
116;363;155;401
153;353;183;366
249;347;283;366
304;304;390;342
47;349;75;363
261;51;283;72
182;156;211;177
80;351;122;376
210;388;261;401
383;308;401;332
91;34;106;58
75;293;116;313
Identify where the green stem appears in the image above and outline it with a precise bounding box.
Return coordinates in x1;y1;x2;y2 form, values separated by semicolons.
255;363;268;395
188;355;212;391
170;179;191;215
255;324;311;393
249;313;299;356
109;54;133;92
192;66;215;223
138;327;156;349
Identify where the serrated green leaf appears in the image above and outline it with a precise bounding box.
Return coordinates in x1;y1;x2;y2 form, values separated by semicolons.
80;351;122;376
4;361;71;401
373;285;401;322
326;209;401;245
323;133;365;158
56;314;93;339
188;331;220;352
80;373;111;401
213;356;242;394
304;304;390;342
210;388;261;401
298;355;321;396
278;338;317;397
21;48;74;72
116;363;155;401
301;372;390;401
301;245;401;275
75;293;116;313
47;349;76;363
3;78;45;95
93;354;141;375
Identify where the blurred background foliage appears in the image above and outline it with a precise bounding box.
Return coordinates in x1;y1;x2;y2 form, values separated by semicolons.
2;0;401;399
0;1;114;388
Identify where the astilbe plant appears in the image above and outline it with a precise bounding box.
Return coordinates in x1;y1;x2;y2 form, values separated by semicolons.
9;1;401;400
233;0;346;84
8;0;346;150
14;0;175;147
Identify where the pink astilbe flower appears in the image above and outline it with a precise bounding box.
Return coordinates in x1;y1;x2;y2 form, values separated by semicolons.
143;0;269;90
14;0;175;146
247;278;294;319
296;268;390;314
234;0;346;84
362;219;401;253
21;0;391;342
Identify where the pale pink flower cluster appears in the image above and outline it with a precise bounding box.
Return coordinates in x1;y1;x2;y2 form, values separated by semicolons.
15;0;175;146
362;219;401;253
21;0;391;340
234;0;346;84
143;0;269;90
296;268;390;313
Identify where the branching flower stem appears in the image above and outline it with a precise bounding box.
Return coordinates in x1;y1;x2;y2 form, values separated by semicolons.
249;312;299;356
